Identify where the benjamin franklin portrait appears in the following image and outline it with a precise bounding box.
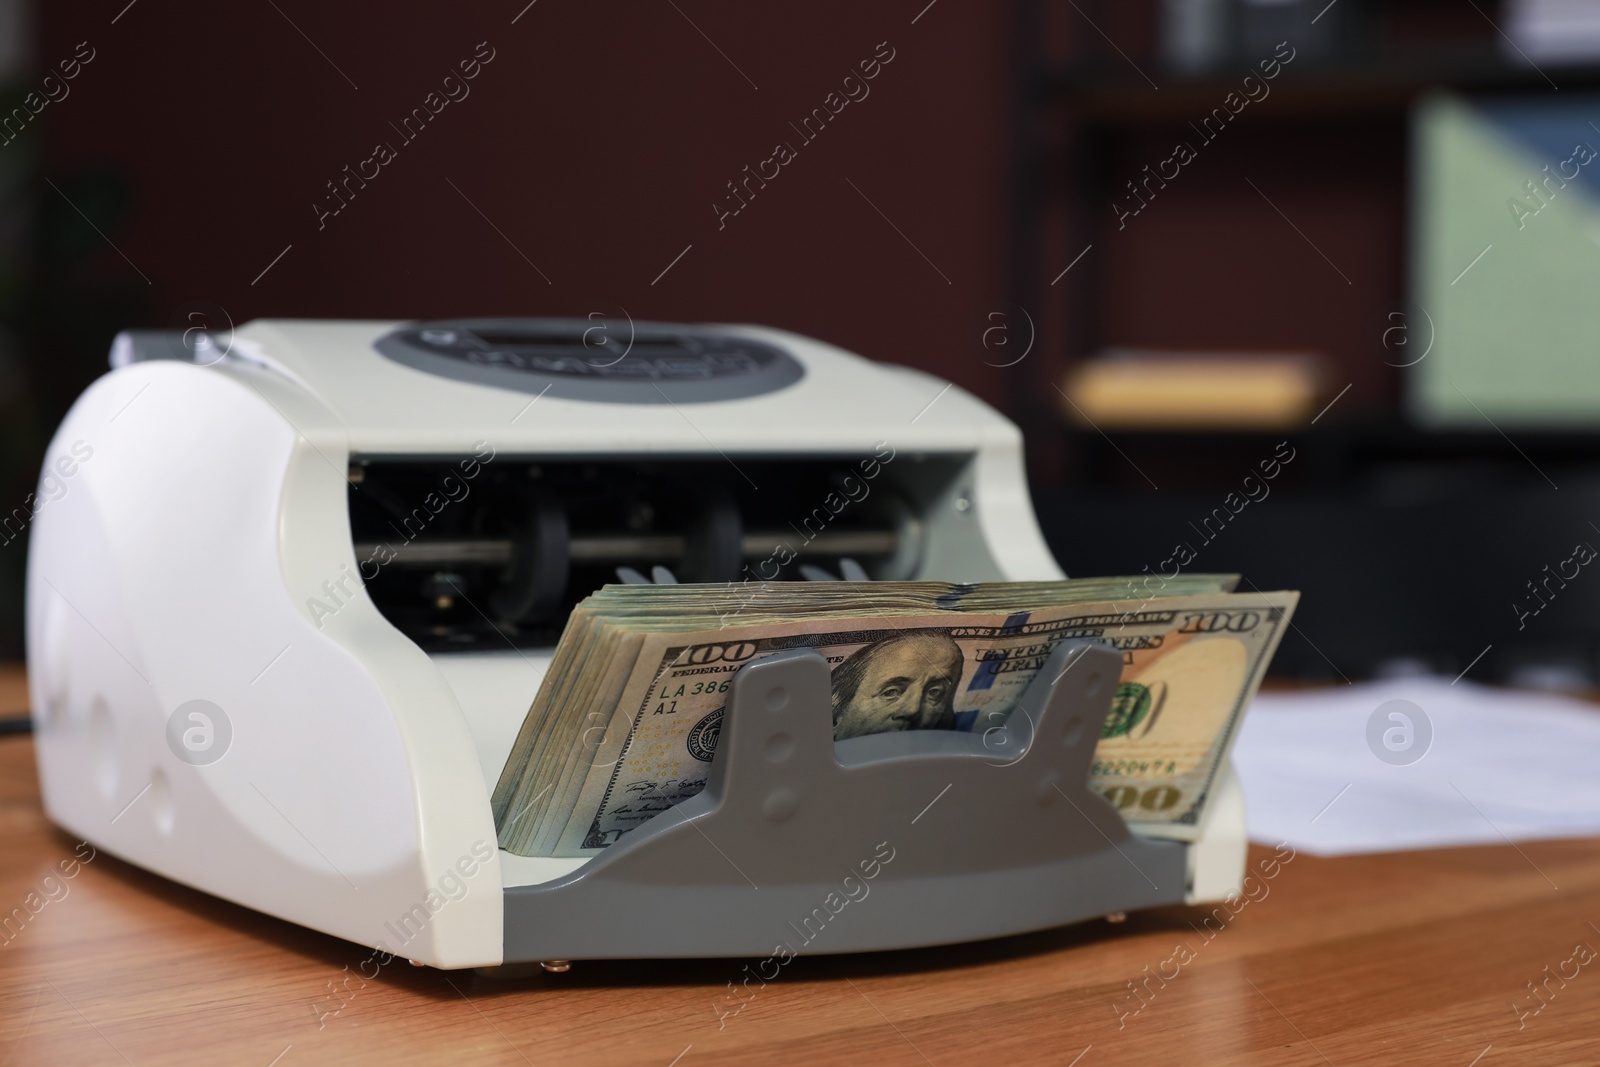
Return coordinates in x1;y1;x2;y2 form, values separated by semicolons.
829;631;965;740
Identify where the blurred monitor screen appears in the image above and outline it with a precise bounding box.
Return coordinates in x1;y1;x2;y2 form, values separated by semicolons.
1412;91;1600;428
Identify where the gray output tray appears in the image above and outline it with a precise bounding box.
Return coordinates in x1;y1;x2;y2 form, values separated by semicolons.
503;640;1189;962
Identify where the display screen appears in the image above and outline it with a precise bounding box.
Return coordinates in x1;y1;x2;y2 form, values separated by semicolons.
374;318;805;403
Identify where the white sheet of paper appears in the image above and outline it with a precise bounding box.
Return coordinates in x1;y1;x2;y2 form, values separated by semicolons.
1232;677;1600;856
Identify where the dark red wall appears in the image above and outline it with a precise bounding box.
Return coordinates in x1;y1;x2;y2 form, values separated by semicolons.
40;0;1019;407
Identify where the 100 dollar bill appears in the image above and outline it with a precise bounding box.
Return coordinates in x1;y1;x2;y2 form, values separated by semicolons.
548;592;1296;855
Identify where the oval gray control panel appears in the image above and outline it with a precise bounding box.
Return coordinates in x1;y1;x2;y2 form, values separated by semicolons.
375;318;804;403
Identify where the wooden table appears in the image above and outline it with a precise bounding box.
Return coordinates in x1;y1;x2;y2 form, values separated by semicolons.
3;664;1599;1066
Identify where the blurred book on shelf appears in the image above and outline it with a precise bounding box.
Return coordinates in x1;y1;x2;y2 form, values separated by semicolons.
1504;0;1600;64
1060;349;1329;430
1157;0;1365;73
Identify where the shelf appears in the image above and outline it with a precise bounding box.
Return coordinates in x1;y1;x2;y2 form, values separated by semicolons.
1034;46;1600;124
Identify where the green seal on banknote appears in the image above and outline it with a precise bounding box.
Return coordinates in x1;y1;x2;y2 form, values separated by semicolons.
1101;682;1152;739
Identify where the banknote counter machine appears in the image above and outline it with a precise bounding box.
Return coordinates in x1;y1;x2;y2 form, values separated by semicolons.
26;319;1250;970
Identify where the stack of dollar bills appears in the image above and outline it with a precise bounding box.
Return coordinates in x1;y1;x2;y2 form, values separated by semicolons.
491;575;1298;857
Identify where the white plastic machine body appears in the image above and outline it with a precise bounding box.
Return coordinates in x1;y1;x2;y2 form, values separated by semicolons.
25;318;1248;968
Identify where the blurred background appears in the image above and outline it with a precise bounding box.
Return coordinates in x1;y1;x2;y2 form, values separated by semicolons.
2;0;1599;684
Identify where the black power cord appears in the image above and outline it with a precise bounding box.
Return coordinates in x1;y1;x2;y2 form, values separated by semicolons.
0;713;34;736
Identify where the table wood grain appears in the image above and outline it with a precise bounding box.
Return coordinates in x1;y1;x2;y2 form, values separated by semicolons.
1;664;25;717
2;664;1599;1066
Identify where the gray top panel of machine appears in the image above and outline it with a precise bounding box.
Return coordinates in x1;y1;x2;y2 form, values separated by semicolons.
374;318;805;403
